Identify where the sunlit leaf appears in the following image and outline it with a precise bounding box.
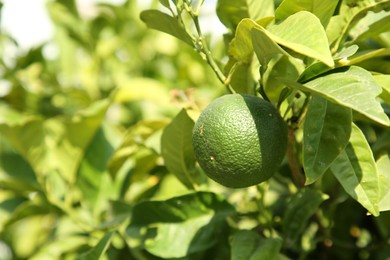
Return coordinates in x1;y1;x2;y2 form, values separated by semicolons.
373;74;390;104
216;0;274;31
0;100;109;197
161;109;198;189
140;10;193;45
275;0;338;28
352;11;390;43
231;230;282;260
126;192;235;258
294;66;390;126
348;48;390;66
298;45;359;83
29;235;89;260
236;12;334;67
330;124;380;216
230;19;257;63
267;11;334;67
327;0;390;50
303;96;352;184
283;188;328;247
108;120;168;175
251;23;290;66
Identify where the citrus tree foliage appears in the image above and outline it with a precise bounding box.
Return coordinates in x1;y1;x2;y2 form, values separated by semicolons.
0;0;390;259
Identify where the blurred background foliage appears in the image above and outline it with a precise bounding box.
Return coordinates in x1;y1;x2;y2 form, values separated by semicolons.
1;0;390;259
0;0;223;258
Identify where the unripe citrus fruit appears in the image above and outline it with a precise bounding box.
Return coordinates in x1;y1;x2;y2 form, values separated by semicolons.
192;94;288;188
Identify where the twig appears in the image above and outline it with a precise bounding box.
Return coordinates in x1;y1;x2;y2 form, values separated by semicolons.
287;127;305;188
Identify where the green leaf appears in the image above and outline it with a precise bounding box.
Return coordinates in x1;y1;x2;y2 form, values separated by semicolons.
108;120;167;175
263;55;304;104
298;45;359;83
79;231;114;260
298;66;390;126
229;19;259;63
303;96;352;184
251;23;291;66
377;154;390;212
216;0;274;31
327;0;390;50
352;11;390;43
373;74;390;104
283;188;328;247
29;235;90;260
230;230;282;260
267;11;334;67
330;124;380;216
348;48;390;66
161;109;198;190
159;0;171;8
275;0;339;28
126;192;235;258
140;10;193;46
0;146;39;190
224;60;255;94
77;125;119;215
0;100;109;189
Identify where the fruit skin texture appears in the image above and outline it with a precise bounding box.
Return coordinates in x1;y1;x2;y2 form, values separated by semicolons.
192;94;288;188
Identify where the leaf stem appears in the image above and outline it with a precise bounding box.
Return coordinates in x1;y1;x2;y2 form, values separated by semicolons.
258;64;271;101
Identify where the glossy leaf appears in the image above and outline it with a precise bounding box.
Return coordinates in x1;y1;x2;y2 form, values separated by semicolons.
303;96;352;184
126;192;235;258
275;0;338;28
377;155;390;212
140;10;193;45
161;109;197;189
267;11;334;67
300;66;389;126
330;124;380;216
231;230;282;260
283;188;328;247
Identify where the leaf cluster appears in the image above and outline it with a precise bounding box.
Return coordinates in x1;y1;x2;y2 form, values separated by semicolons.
0;0;390;259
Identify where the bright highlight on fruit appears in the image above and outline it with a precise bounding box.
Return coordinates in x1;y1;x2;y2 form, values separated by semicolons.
192;94;288;188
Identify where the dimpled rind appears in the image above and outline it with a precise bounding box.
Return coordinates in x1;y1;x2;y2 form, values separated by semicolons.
192;94;288;188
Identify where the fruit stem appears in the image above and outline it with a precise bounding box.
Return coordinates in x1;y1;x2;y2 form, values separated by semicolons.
287;127;305;188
